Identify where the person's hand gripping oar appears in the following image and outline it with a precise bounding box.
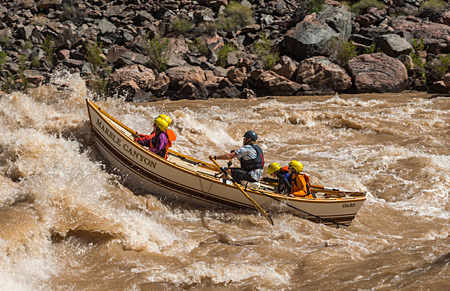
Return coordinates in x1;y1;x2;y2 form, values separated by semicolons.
209;156;274;226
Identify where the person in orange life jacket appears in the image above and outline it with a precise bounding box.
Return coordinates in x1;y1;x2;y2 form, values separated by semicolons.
287;160;314;198
135;114;176;158
209;130;264;183
134;117;169;158
267;162;291;194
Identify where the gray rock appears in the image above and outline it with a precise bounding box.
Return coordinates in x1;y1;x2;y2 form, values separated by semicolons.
98;18;117;35
282;6;352;61
390;17;450;54
376;34;413;58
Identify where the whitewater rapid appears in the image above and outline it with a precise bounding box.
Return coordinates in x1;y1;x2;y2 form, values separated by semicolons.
0;72;449;290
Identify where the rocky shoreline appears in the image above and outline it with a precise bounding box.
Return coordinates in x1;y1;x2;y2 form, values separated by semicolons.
1;0;450;101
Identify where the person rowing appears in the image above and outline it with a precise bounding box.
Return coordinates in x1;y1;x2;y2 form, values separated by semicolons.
209;130;264;184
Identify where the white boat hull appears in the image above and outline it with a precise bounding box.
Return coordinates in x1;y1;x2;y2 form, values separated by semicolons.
86;99;366;227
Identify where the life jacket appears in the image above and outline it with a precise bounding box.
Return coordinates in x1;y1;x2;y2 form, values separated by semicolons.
139;129;176;159
302;173;311;195
150;131;170;158
162;129;176;158
240;144;264;171
166;129;176;142
291;172;313;198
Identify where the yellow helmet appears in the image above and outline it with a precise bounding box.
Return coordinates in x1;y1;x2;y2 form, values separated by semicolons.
156;114;171;126
268;162;281;175
289;160;303;173
154;117;168;131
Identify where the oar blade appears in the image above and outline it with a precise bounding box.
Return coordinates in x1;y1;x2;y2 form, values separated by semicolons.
210;157;273;226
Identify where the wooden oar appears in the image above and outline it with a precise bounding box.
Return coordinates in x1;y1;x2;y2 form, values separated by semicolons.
209;157;274;226
311;185;366;196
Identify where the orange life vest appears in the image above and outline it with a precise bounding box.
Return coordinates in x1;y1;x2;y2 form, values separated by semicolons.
135;129;176;159
290;173;313;198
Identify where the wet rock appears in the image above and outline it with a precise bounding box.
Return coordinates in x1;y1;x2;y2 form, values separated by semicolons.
149;73;170;97
239;88;256;99
23;70;46;86
296;56;352;92
273;55;298;80
107;64;156;90
173;82;209;100
252;70;304;96
428;81;449;93
115;80;140;101
348;53;408;93
216;84;241;98
165;65;206;91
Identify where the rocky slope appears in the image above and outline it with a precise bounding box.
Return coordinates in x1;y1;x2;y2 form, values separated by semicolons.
1;0;450;101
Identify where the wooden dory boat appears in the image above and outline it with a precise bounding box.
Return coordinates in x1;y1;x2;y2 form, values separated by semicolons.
86;99;366;228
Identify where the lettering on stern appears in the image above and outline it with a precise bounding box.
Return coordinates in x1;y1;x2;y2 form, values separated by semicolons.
342;203;355;208
96;118;121;147
96;118;157;169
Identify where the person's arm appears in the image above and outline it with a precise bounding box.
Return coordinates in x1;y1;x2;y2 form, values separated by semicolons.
135;136;151;147
209;151;238;160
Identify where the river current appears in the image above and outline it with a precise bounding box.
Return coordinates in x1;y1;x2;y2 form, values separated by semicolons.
1;72;449;290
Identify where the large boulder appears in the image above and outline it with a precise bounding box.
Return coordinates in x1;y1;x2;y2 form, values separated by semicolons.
376;34;413;58
389;17;450;54
273;55;298;80
282;6;352;61
165;65;206;91
348;53;408;93
226;67;247;88
296;56;352;92
250;70;305;96
173;82;209;100
107;64;156;90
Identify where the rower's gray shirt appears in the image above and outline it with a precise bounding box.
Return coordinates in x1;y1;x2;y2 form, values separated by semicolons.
235;145;263;182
